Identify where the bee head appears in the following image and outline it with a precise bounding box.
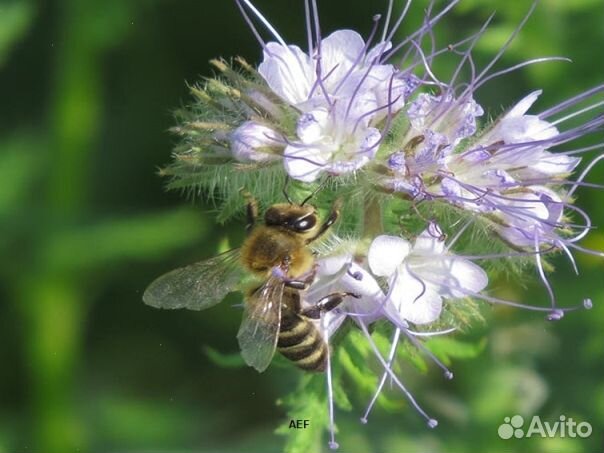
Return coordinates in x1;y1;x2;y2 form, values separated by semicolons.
264;203;319;235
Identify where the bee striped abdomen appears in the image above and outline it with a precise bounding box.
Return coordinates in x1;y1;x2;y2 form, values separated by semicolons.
278;314;327;372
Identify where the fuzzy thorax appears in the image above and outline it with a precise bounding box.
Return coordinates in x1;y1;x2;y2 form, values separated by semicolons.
240;226;315;278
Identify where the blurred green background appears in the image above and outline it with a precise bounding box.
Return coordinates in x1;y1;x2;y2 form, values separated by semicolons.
0;0;603;452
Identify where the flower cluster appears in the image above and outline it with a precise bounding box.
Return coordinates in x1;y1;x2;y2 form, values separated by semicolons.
162;0;604;450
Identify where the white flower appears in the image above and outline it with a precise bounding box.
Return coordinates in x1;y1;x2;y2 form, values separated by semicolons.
495;186;564;248
284;107;381;182
229;121;282;162
492;90;559;143
475;91;580;178
407;93;484;149
367;224;489;325
380;93;484;197
258;30;407;117
310;252;386;335
257;30;421;181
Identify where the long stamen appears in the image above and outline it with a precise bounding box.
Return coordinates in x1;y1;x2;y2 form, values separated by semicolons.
361;328;402;423
335;14;383;95
474;57;572;91
564;143;604;156
324;322;339;450
304;0;314;55
430;282;589;318
446;219;474;249
424;1;439;67
352;77;402;139
235;0;267;50
567;243;604;258
401;16;495;75
549;100;604;128
384;0;460;62
311;0;322;55
408;39;445;88
539;84;604;119
560;242;579;275
446;13;495;94
381;0;396;43
406;265;428;303
460;0;537;100
357;321;438;428
456;248;557;261
346;51;392;121
240;0;288;47
534;234;558;313
568;154;604;197
402;328;454;380
405;327;457;336
384;0;413;45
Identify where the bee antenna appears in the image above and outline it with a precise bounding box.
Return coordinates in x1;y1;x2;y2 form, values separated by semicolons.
301;176;331;206
282;176;294;204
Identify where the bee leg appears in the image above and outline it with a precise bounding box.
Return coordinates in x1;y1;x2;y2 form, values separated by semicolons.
273;258;317;290
240;189;258;234
280;269;317;290
301;292;360;320
305;198;342;244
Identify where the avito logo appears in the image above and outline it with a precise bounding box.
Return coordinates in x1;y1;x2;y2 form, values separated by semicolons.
498;415;592;439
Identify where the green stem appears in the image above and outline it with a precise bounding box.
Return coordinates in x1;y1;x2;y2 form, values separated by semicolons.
19;278;86;452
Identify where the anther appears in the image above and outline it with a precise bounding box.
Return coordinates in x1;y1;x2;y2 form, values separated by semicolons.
348;270;363;281
546;309;564;321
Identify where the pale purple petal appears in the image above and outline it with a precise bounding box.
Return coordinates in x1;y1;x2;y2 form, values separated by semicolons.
297;109;329;143
528;151;581;176
366;40;392;63
386;267;443;325
368;235;411;277
430;257;489;299
258;43;314;106
283;144;328;182
230;121;282;162
340;262;384;300
321;30;366;68
506;90;542;118
316;253;354;277
413;225;446;256
498;115;559;143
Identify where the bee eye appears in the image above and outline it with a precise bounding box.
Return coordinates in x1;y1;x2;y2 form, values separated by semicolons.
294;216;316;231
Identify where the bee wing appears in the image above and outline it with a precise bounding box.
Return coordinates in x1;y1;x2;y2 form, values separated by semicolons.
143;248;243;311
237;274;284;373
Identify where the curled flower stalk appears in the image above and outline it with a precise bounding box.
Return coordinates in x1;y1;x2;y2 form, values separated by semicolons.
155;0;604;450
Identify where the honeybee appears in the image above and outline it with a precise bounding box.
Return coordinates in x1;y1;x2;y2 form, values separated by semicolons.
143;189;357;372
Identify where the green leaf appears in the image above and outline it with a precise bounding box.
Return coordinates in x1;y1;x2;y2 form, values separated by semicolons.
425;337;487;365
337;327;421;412
276;375;327;453
202;345;245;368
94;395;219;449
397;339;429;374
0;134;42;216
41;208;208;271
0;1;34;67
332;378;353;412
